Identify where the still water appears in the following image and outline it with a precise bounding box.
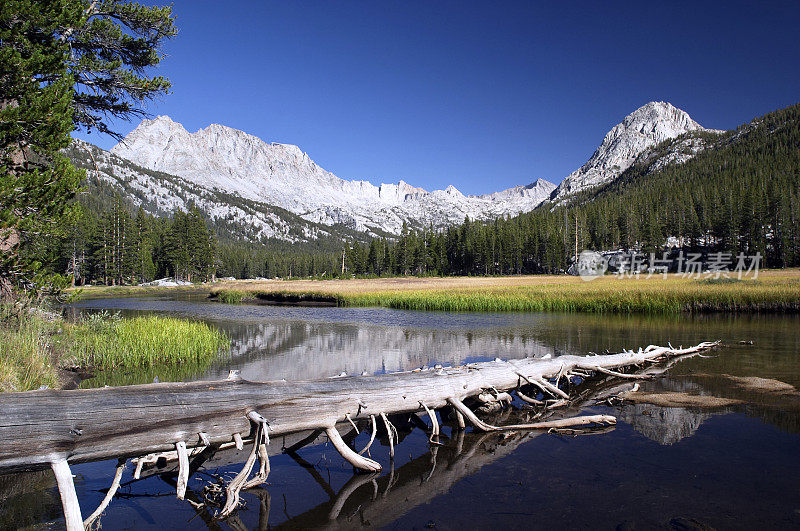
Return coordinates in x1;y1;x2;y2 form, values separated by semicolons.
2;296;799;529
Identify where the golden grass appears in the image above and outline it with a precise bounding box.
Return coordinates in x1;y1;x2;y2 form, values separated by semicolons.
210;269;800;314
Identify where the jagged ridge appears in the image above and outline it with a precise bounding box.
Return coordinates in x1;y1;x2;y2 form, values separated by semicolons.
75;101;722;243
110;116;555;234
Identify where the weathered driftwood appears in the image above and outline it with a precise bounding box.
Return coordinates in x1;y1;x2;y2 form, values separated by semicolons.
50;459;82;530
0;341;718;529
83;459;125;529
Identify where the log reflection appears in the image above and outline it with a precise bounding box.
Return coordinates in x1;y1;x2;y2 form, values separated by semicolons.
278;418;545;529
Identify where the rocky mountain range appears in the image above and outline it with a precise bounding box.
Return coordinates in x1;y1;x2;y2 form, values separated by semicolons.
70;101;721;242
108;116;556;236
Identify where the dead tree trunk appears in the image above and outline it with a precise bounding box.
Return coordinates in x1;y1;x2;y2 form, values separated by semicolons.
0;341;718;528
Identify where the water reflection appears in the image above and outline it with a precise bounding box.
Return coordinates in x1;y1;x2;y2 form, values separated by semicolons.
215;320;555;381
66;297;800;387
31;297;800;529
278;424;550;530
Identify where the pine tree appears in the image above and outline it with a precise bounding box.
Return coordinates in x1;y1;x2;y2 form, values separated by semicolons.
1;1;83;299
1;0;175;300
133;207;155;283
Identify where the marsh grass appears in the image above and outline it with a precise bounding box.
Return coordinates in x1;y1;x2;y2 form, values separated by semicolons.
0;312;60;392
217;289;245;304
0;308;229;392
210;270;800;314
65;315;229;370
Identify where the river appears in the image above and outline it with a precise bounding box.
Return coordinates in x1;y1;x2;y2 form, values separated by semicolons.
2;295;799;529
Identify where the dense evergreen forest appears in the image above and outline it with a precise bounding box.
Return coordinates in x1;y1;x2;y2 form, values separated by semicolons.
48;102;800;285
37;200;216;286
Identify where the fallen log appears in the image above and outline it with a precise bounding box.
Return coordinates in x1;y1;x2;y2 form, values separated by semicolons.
0;341;718;529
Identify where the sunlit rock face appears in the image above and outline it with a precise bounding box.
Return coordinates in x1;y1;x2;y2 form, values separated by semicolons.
110;116;555;235
552;101;720;200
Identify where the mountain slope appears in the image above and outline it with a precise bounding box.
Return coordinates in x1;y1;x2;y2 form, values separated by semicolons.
540;101;800;263
109;116;555;234
552;101;721;199
66;140;376;244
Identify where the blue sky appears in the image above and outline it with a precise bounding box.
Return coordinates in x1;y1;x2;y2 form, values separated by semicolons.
75;1;800;195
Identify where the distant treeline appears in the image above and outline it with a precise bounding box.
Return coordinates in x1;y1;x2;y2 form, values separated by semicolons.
38;199;217;286
41;101;800;285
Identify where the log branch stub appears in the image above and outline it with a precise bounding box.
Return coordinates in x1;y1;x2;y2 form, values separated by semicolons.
358;415;377;456
452;406;466;430
589;366;654;380
345;413;360;434
380;413;396;460
516;388;544;405
447;397;615;432
325;426;382;472
84;458;126;528
219;423;263;518
133;456;147;480
51;458;83;531
242;438;270;490
420;402;440;443
175;441;189;500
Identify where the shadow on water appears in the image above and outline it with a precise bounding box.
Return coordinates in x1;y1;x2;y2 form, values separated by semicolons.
3;296;795;528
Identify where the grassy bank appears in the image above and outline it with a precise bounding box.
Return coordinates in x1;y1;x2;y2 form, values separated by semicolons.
63;314;229;369
0;310;62;392
0;310;229;392
209;270;800;314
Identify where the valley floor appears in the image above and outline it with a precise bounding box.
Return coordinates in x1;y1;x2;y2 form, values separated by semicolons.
207;269;800;314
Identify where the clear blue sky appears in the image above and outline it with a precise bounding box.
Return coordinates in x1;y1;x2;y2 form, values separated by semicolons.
75;0;800;195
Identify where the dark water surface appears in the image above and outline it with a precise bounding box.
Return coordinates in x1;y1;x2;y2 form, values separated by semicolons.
2;296;799;529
